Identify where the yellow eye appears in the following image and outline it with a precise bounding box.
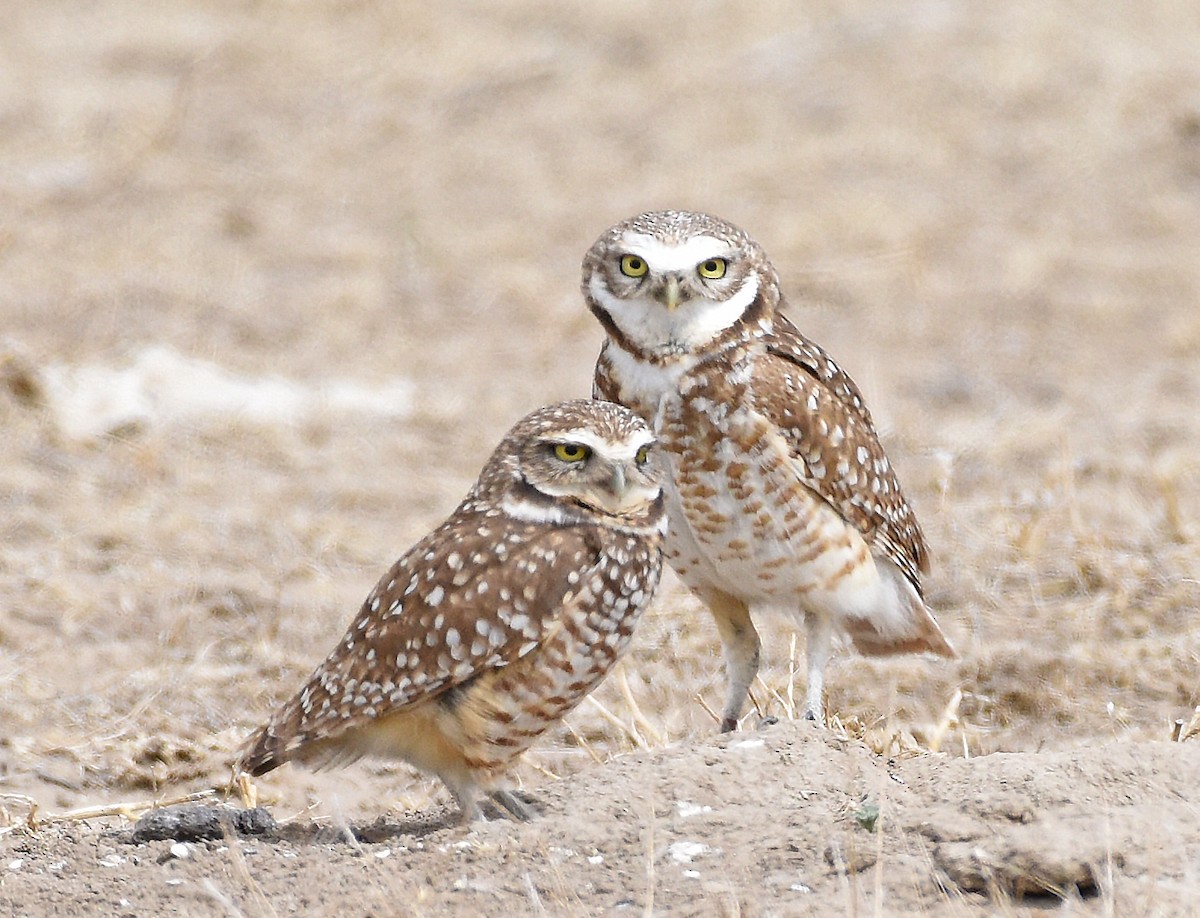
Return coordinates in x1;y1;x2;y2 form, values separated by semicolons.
635;444;651;465
620;254;648;277
554;442;590;463
698;258;727;279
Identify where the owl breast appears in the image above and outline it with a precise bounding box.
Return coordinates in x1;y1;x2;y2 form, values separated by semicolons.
602;347;887;621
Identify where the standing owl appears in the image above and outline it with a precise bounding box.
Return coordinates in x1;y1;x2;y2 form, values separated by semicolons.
238;400;666;822
582;210;954;730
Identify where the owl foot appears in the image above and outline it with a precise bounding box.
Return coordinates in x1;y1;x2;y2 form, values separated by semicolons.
484;789;540;822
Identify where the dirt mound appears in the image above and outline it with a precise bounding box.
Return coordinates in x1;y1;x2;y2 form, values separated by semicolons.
4;724;1197;915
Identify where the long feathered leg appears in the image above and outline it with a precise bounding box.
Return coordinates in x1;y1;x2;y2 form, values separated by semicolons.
702;590;761;732
803;612;833;724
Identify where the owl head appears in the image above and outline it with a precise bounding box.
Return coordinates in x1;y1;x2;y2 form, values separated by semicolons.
472;399;666;530
582;211;781;360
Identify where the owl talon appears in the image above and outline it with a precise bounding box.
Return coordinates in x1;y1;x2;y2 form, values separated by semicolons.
802;707;827;726
758;715;780;729
486;790;539;822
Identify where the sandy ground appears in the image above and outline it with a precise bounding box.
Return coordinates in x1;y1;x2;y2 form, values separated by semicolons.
2;1;1199;914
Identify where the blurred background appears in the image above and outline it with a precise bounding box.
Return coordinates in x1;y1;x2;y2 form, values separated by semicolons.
1;1;1198;818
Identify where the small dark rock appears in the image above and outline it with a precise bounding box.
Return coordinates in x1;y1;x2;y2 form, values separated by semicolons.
131;804;277;843
824;841;878;873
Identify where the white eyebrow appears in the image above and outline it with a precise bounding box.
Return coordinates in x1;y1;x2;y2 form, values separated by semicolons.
620;233;733;273
546;427;655;462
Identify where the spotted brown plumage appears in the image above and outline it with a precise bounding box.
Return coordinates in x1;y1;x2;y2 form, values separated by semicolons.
584;210;954;729
238;400;666;821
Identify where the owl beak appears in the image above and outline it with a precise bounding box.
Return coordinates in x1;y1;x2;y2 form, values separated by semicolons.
609;464;627;496
658;275;682;312
591;463;653;516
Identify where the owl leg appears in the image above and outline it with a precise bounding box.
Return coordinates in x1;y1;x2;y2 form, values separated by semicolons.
803;613;832;724
701;590;760;733
443;778;484;824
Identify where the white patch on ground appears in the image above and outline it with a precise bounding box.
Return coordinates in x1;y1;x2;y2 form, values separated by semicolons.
37;345;413;439
667;841;711;863
730;739;765;750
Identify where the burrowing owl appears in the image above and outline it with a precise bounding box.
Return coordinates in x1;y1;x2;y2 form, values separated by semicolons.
238;400;666;822
582;210;954;729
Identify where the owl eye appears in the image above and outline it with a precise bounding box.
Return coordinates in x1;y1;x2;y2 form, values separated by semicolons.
635;444;651;465
698;258;727;279
620;254;648;277
553;442;590;463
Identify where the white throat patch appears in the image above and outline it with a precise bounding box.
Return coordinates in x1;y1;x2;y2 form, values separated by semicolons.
501;494;571;526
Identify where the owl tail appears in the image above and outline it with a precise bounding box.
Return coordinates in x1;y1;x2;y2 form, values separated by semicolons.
237;704;366;777
237;723;289;777
237;695;313;777
842;558;957;658
845;605;956;657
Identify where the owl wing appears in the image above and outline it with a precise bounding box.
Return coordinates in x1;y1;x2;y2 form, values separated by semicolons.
756;320;930;590
240;516;601;774
593;344;618;402
768;313;876;428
